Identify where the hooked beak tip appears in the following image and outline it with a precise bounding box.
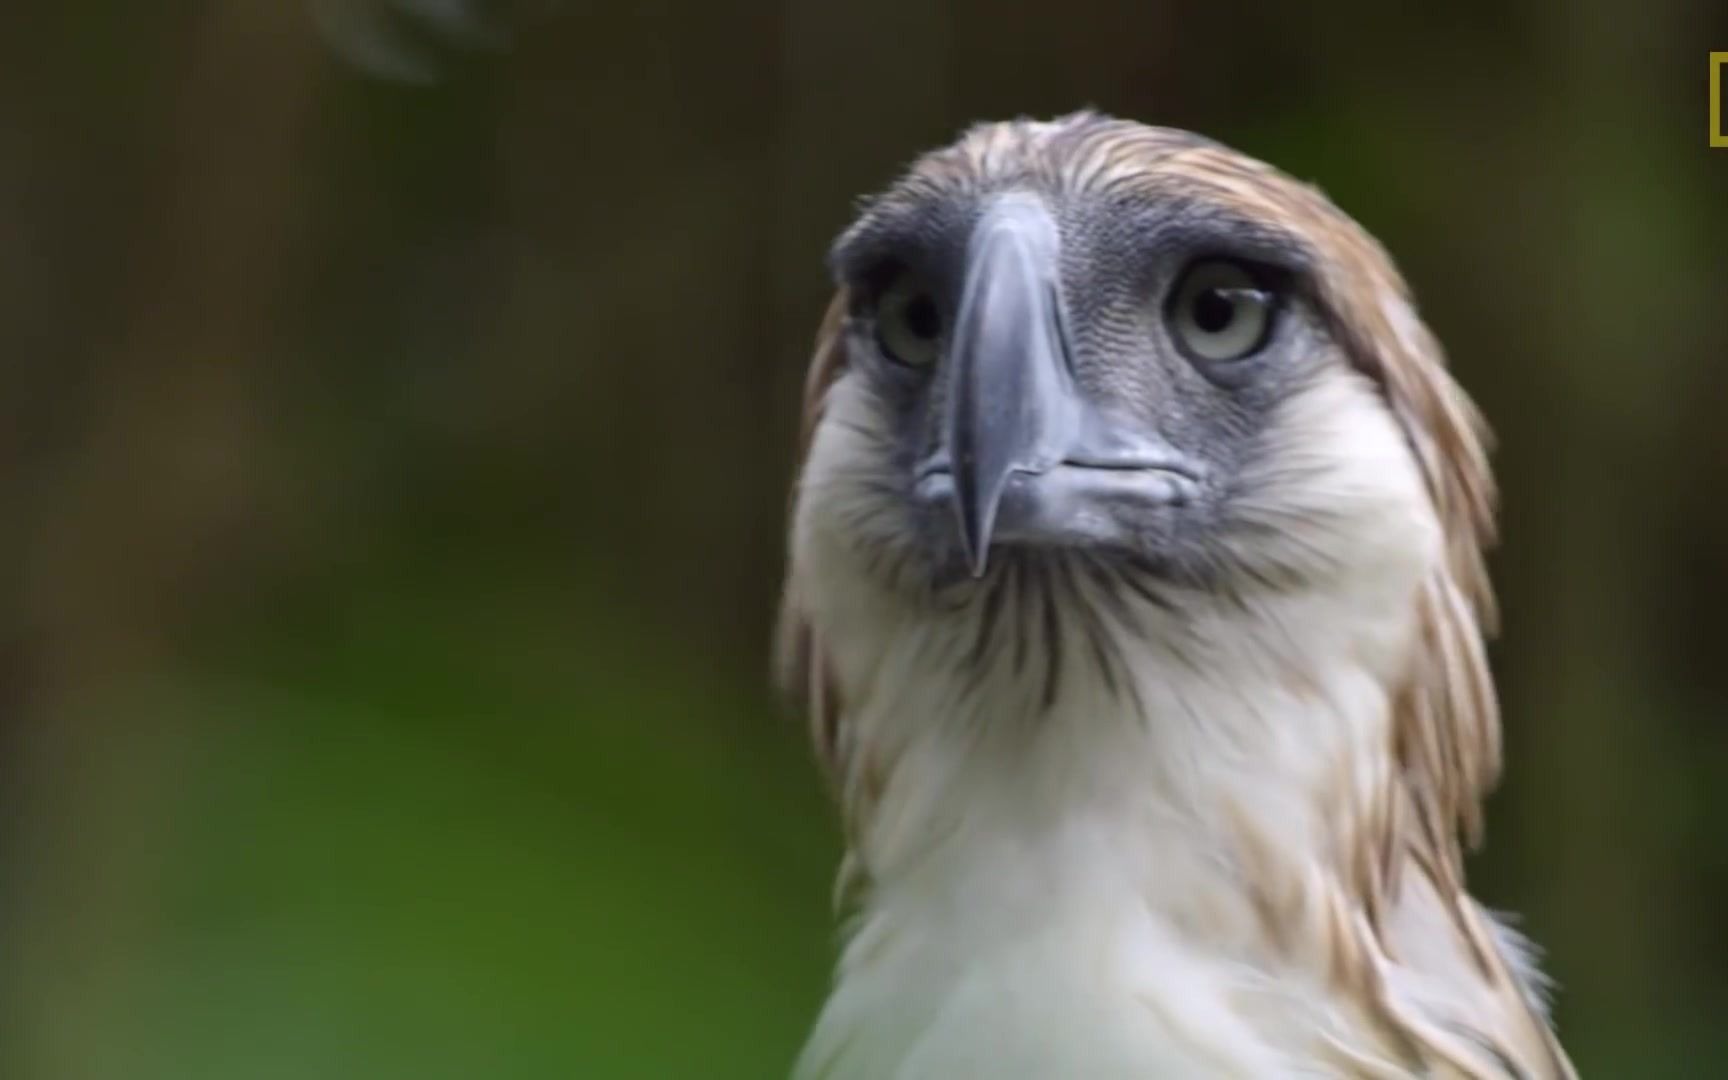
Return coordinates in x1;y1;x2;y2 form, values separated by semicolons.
953;474;995;577
965;545;991;578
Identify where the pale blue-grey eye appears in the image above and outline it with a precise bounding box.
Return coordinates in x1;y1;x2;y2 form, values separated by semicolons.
875;275;944;368
1168;260;1275;362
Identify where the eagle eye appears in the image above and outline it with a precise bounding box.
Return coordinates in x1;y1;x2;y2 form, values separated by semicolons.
1167;259;1277;363
874;273;943;368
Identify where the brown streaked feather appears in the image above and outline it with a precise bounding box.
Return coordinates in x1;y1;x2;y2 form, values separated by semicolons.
791;290;853;469
1300;209;1505;852
1215;160;1570;1079
775;290;851;788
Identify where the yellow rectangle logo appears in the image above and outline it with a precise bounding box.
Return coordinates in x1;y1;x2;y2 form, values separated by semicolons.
1713;53;1728;146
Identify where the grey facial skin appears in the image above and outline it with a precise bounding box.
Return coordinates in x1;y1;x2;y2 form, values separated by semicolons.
840;188;1314;588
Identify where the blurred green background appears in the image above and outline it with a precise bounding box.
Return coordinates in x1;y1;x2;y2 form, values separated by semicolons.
2;3;1726;1077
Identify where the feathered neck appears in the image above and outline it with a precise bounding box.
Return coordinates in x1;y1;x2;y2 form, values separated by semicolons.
791;556;1452;1077
833;553;1421;915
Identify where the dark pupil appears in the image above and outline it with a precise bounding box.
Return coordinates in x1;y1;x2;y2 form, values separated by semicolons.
904;294;940;340
1193;288;1236;334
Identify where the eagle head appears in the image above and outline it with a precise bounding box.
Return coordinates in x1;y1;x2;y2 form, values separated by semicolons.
776;114;1570;1079
782;114;1491;731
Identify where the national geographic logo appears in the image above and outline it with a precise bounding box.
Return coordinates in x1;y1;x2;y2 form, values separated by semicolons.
1714;53;1728;146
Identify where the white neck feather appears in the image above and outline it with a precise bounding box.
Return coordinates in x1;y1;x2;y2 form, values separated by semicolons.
795;547;1429;1078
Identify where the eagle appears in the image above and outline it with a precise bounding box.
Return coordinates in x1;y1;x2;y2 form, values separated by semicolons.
775;113;1576;1079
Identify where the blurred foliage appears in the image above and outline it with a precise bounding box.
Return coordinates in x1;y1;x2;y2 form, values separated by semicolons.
1;2;1726;1077
10;563;832;1080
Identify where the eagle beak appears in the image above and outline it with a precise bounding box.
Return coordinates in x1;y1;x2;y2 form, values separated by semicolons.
943;196;1082;577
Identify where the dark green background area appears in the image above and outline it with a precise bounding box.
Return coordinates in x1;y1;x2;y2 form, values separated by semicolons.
2;3;1726;1077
